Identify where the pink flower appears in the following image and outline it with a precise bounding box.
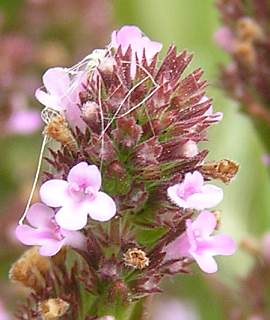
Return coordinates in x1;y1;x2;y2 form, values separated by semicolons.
35;67;86;130
6;110;41;134
0;301;10;320
167;171;223;210
5;93;42;135
261;153;270;166
165;211;236;273
111;25;162;77
151;299;198;320
40;162;117;230
213;26;235;53
16;203;86;256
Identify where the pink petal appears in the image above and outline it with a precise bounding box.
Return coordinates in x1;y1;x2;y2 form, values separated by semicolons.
55;205;88;231
62;230;86;251
42;67;70;96
26;203;55;228
67;162;101;191
64;104;86;131
111;26;162;79
164;233;190;261
205;234;236;256
187;184;223;210
88;192;116;222
140;37;162;60
40;179;69;207
183;171;204;190
112;25;142;50
131;36;161;62
39;239;64;256
16;225;52;246
191;252;218;273
191;211;217;237
35;89;62;111
167;184;188;208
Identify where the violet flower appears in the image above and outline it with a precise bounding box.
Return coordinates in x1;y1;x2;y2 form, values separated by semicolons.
40;162;117;230
165;211;236;273
16;203;86;256
167;171;223;210
213;26;235;53
111;25;162;77
6;109;41;135
35;67;86;130
151;299;198;320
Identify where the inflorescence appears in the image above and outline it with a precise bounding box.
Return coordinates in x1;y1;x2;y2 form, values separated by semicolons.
11;25;238;319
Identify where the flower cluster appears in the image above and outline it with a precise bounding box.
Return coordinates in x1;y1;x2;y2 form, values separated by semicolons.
215;0;270;153
13;25;238;319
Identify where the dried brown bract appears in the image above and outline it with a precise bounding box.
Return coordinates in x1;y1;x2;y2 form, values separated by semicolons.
201;159;239;184
38;298;69;320
9;247;50;291
44;115;78;152
123;248;150;270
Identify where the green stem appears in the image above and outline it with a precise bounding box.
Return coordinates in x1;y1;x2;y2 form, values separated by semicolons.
95;298;135;319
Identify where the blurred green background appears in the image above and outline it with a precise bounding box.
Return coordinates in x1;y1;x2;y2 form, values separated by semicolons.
1;0;270;318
